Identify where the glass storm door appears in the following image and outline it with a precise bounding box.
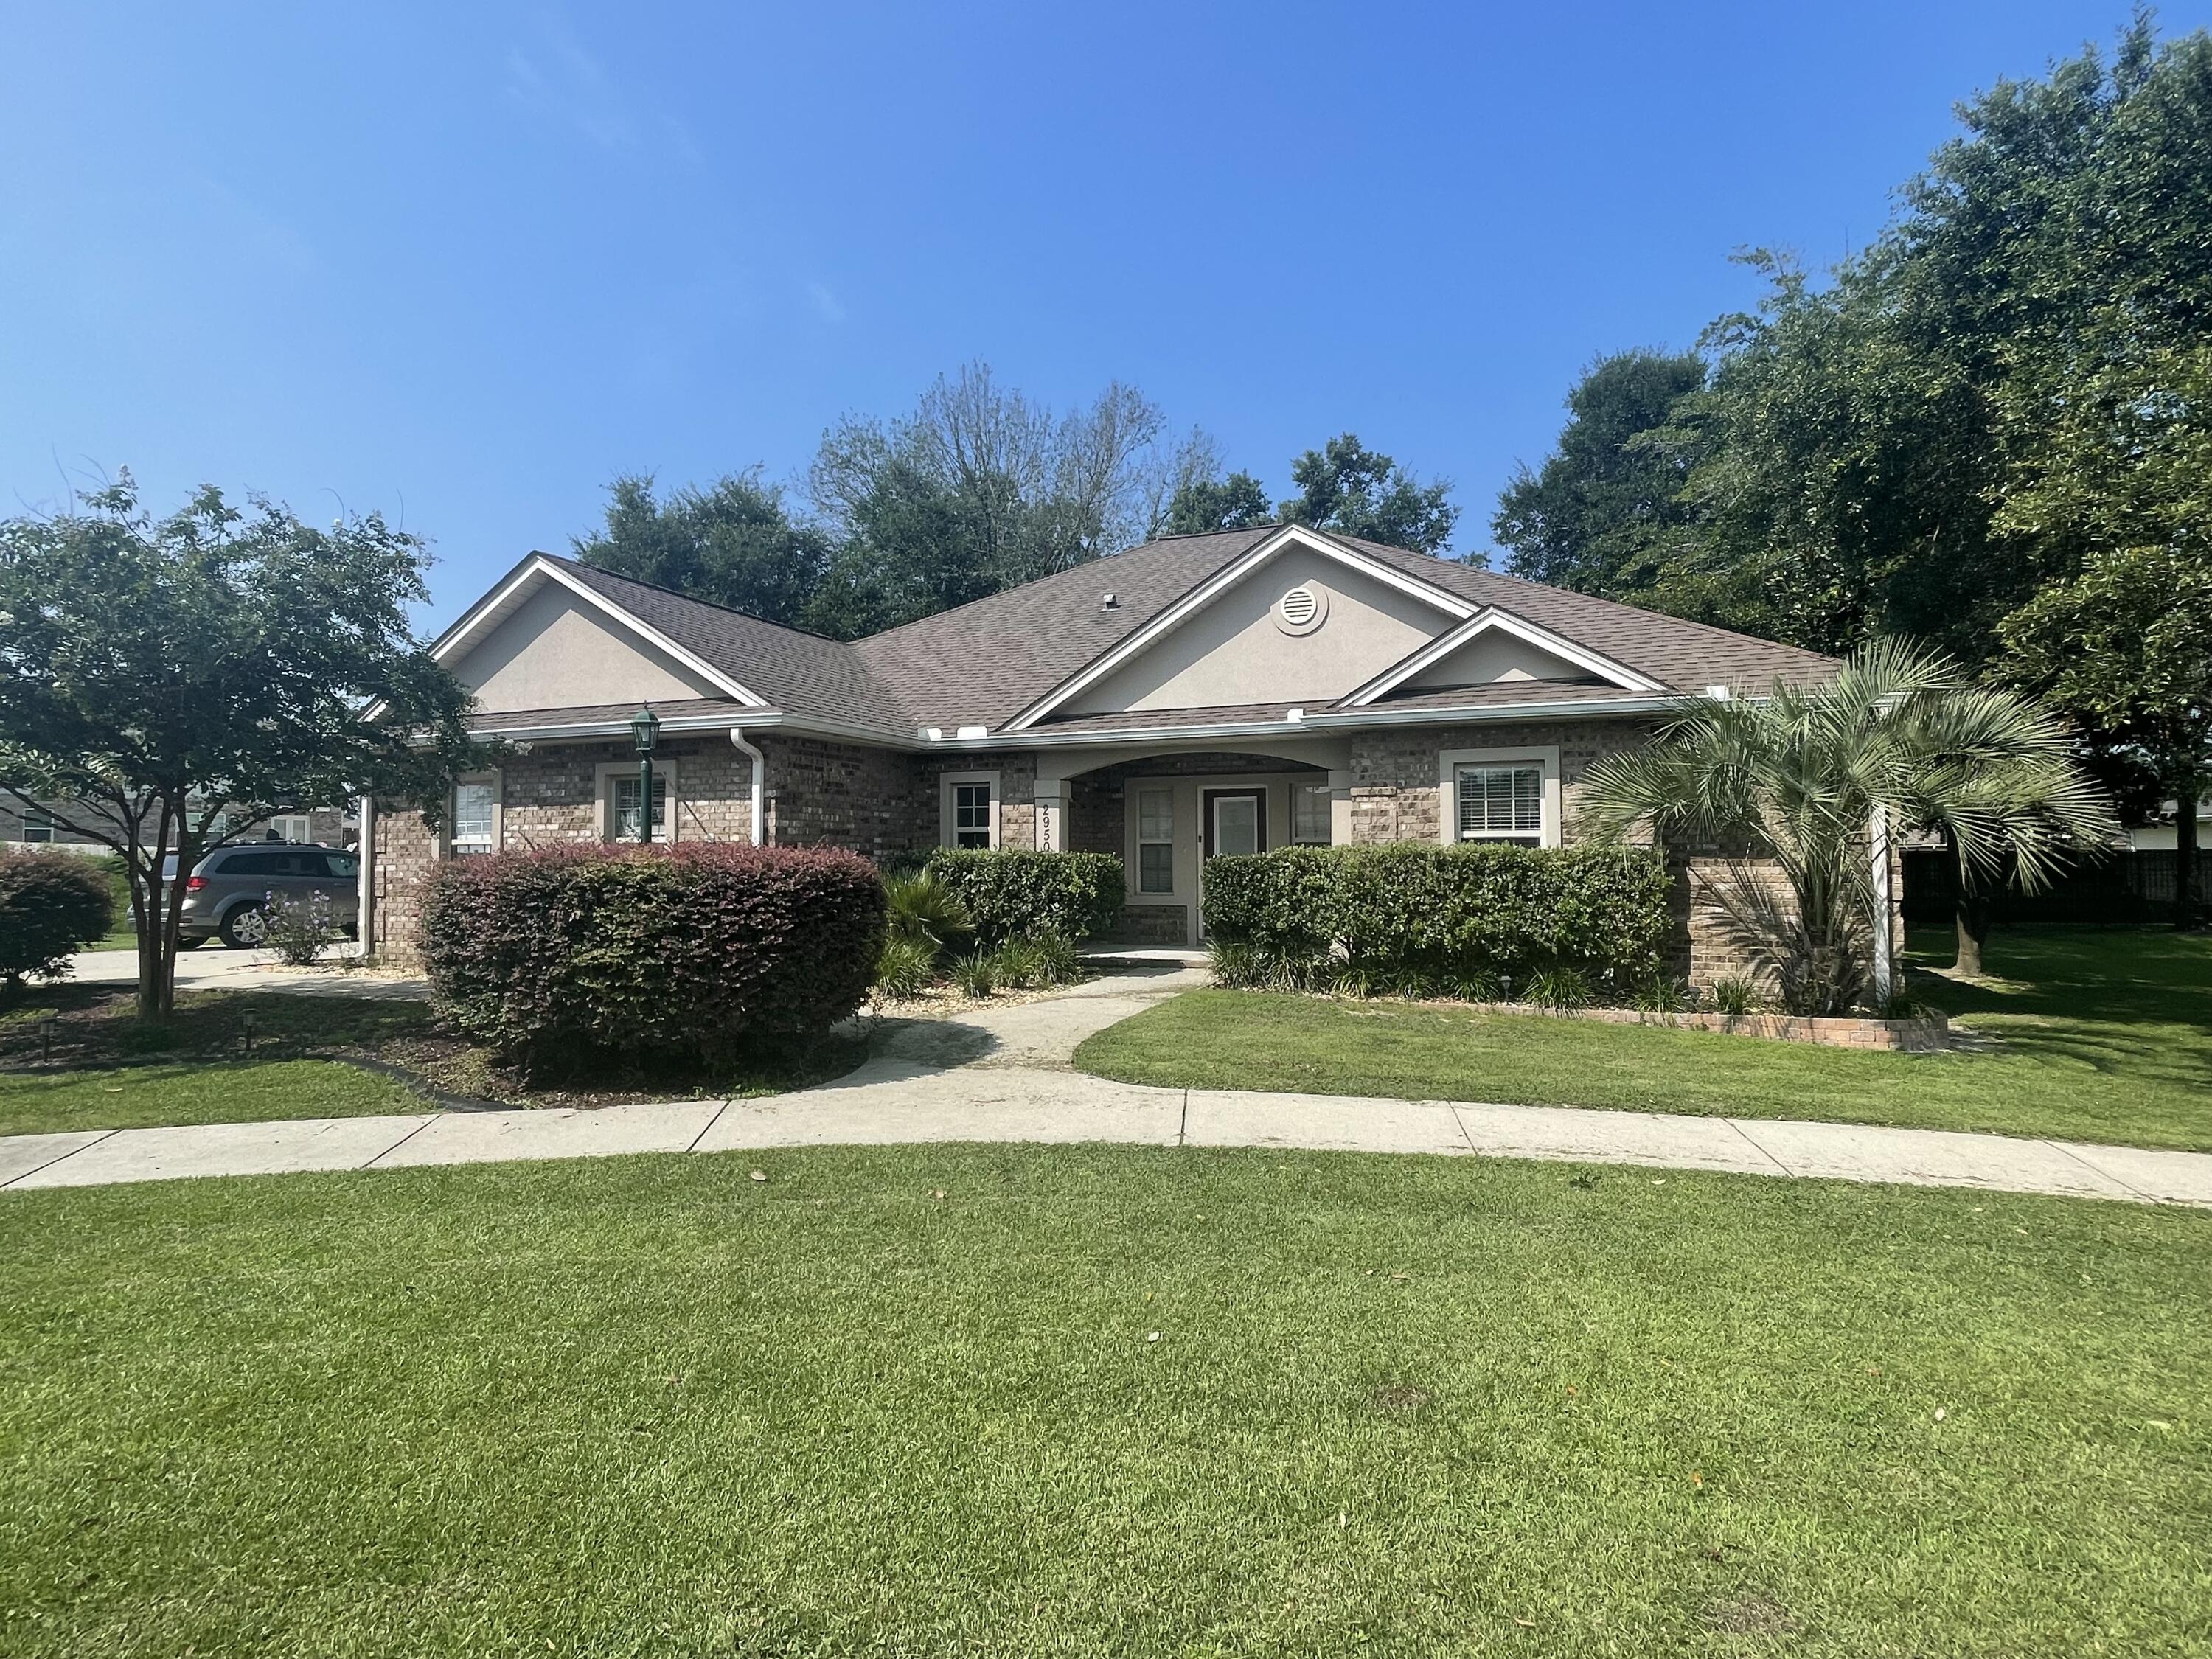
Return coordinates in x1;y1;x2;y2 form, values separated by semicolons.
1206;791;1264;858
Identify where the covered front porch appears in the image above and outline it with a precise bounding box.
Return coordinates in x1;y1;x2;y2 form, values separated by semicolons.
1030;740;1354;947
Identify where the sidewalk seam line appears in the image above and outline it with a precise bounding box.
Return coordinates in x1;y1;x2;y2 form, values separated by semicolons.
361;1114;439;1170
0;1127;123;1189
2042;1139;2150;1200
686;1099;733;1154
1724;1119;1795;1176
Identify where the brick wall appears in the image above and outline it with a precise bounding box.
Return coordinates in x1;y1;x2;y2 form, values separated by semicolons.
1347;719;1652;845
918;751;1040;850
759;734;924;854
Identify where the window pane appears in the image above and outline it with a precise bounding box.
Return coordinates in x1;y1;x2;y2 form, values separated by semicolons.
453;782;495;853
1293;783;1331;845
1138;841;1175;893
326;852;360;879
1458;765;1543;840
1137;789;1174;843
953;782;992;848
613;776;667;841
21;809;52;844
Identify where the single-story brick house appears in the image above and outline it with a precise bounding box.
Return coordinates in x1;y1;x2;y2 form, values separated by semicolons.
363;523;1860;979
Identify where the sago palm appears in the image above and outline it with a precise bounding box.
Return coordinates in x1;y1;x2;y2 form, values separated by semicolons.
1576;639;2115;1014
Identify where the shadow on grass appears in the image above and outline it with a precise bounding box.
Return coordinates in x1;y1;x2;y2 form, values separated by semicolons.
1905;925;2211;1029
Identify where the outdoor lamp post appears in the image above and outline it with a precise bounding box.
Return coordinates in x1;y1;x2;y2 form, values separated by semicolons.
630;704;661;845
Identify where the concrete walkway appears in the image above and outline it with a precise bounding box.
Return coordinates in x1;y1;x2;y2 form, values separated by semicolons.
69;945;429;1000
6;963;2210;1207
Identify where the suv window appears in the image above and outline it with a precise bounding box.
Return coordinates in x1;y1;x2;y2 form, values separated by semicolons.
218;850;283;877
324;852;358;880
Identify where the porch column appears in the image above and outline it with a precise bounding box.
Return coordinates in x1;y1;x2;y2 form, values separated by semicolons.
1032;779;1070;852
1328;768;1354;846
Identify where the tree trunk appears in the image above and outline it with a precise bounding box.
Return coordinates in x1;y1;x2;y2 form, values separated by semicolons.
1954;889;1994;976
2177;774;2202;931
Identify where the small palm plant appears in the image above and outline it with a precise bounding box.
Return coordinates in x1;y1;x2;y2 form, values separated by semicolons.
884;873;975;967
1576;640;2114;1015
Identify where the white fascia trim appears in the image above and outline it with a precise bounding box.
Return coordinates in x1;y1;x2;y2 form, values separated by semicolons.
429;555;768;709
1302;695;1680;728
1343;608;1667;705
1002;524;1475;732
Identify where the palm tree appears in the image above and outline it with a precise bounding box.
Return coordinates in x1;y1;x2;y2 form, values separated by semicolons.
1576;639;2115;1012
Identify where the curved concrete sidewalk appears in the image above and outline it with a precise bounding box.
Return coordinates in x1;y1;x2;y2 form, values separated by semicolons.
4;965;2209;1207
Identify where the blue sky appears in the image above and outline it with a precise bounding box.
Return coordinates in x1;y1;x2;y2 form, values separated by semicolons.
0;2;2183;629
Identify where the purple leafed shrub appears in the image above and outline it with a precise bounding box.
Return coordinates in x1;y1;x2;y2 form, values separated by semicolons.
420;843;886;1074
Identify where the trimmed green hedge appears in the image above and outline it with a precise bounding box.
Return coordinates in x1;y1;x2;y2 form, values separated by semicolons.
421;844;886;1074
0;849;115;989
924;849;1124;944
1201;844;1672;998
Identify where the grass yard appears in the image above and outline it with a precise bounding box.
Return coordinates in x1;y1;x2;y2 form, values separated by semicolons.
1;1144;2206;1656
1077;927;2212;1152
0;990;428;1135
0;984;869;1136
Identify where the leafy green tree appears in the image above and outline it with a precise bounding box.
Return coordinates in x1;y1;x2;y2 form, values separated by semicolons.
804;364;1175;636
1279;434;1459;557
1503;18;2212;682
1577;641;2112;1009
1164;470;1273;535
1493;350;1706;594
2000;546;2212;928
0;476;481;1018
573;471;832;629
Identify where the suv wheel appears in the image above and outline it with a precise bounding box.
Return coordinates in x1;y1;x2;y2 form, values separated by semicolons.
220;903;269;949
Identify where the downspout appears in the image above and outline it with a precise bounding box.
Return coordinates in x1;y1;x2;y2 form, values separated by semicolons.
355;793;376;961
730;728;766;847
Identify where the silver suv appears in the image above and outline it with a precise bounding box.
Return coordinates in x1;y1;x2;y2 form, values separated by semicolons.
178;841;361;949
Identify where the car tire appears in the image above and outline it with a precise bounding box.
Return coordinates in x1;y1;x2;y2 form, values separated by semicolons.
220;904;268;949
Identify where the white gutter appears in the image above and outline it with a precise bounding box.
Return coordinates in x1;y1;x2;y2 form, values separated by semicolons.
729;727;766;846
468;692;1711;755
355;793;375;959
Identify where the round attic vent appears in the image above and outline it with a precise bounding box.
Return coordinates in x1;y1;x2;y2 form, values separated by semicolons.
1275;582;1327;636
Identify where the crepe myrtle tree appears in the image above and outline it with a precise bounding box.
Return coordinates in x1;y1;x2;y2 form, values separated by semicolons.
1576;640;2114;1011
0;475;483;1018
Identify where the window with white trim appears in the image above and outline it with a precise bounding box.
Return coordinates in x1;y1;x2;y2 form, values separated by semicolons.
1293;782;1332;846
19;808;53;844
1455;763;1544;846
612;775;669;843
1136;788;1175;893
273;813;314;844
451;783;497;855
951;782;992;849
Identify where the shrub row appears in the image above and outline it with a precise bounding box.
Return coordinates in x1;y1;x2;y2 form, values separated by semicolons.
420;844;886;1074
923;849;1124;945
0;849;114;990
1201;844;1672;999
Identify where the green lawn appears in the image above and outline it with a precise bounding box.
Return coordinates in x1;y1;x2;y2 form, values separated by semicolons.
1;1145;2205;1655
1077;927;2212;1152
0;990;428;1135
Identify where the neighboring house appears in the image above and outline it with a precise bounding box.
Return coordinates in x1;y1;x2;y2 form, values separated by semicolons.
364;523;1844;977
1;798;350;855
2127;799;2211;852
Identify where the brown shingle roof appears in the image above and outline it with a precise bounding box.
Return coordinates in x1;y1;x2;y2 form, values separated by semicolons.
553;558;917;731
1326;532;1838;694
516;531;1837;740
848;529;1273;730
